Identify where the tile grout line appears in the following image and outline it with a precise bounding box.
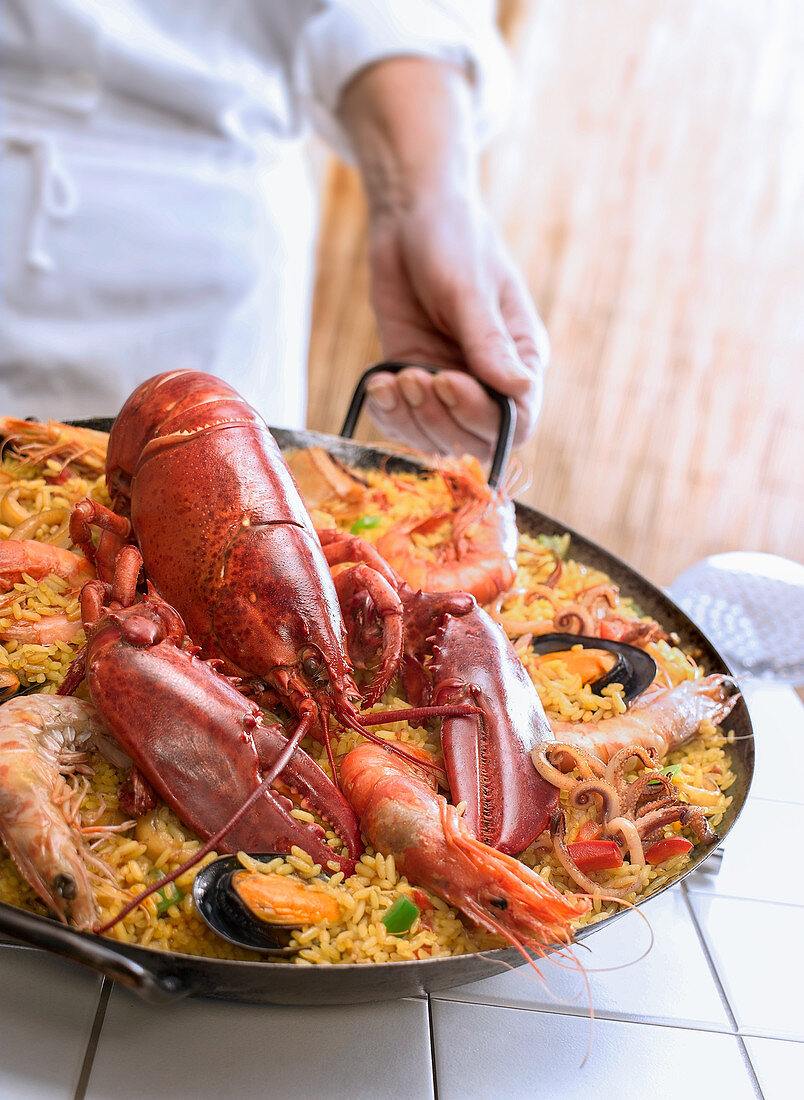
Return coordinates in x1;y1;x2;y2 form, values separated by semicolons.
684;886;803;910
682;883;765;1099
430;994;737;1033
426;993;440;1100
431;994;804;1044
430;995;736;1034
73;977;113;1100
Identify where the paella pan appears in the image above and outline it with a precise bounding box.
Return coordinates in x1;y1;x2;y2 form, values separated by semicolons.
0;367;754;1004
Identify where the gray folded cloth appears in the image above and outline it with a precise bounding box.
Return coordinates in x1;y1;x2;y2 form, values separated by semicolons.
669;552;804;684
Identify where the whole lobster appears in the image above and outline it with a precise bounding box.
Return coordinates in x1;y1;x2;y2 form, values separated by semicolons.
72;371;403;732
65;370;441;882
69;370;552;872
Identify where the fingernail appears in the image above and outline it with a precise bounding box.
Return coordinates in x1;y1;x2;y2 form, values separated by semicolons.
399;375;424;408
505;355;533;382
432;375;457;407
366;380;396;412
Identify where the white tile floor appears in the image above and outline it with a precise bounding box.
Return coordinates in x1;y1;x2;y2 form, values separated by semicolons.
429;1000;758;1100
0;946;103;1100
84;992;434;1100
1;682;801;1100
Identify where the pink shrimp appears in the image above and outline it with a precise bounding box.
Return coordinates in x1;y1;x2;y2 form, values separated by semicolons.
0;695;110;928
0;614;82;645
548;675;738;765
340;742;590;950
0;417;108;475
0;540;95;593
375;456;518;604
0;541;93;644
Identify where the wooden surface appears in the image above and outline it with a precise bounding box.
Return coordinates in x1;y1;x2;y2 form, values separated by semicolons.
306;0;803;587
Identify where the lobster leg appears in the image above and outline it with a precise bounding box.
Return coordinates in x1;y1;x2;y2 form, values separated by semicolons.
69;499;131;582
317;530;400;586
332;564;403;706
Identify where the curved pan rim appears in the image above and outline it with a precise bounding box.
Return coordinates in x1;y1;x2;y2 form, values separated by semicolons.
0;423;754;1004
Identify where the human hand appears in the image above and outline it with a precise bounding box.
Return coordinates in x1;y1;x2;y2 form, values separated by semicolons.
338;57;548;461
364;187;549;460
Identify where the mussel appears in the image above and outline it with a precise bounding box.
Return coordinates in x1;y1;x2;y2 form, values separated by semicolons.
192;854;337;955
528;633;657;704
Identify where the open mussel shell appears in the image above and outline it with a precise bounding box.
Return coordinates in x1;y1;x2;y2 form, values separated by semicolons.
192;854;331;956
528;633;658;704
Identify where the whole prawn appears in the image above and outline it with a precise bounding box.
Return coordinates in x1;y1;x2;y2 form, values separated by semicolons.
0;695;111;928
375;455;518;605
0;541;94;645
340;742;590;951
549;675;738;764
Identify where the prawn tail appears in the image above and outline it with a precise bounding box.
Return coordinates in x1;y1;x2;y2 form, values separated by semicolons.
703;674;741;723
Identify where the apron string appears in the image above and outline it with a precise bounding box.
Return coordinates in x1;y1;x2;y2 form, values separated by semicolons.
4;129;79;272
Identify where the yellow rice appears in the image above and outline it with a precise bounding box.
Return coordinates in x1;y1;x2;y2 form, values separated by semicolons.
0;448;734;964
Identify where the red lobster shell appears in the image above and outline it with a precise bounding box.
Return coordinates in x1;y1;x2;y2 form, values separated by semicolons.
105;370;374;731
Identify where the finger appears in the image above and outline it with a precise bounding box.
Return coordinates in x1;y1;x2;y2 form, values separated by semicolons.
445;286;539;407
365;372;448;454
429;370;508;447
498;272;551;374
367;369;494;460
486;274;549;443
397;369;495;460
439;284;544;445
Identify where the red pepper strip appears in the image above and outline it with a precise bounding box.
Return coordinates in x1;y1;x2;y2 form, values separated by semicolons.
576;820;604;843
44;464;78;485
644;838;694;865
599;620;629;641
411;888;432;911
566;840;623;872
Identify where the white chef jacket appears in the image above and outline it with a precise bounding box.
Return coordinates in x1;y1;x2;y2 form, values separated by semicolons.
0;0;510;424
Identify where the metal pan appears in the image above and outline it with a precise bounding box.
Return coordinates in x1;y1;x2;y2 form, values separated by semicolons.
0;366;754;1004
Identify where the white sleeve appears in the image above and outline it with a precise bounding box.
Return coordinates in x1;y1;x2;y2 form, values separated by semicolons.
300;0;512;158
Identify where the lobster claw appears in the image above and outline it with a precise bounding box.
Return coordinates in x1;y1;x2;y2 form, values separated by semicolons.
429;607;558;854
74;575;363;877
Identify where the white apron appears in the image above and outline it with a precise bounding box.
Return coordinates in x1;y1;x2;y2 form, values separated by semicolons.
0;0;320;424
0;0;508;423
1;121;315;424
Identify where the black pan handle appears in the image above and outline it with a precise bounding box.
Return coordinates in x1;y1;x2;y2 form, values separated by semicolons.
339;362;516;490
0;906;188;1004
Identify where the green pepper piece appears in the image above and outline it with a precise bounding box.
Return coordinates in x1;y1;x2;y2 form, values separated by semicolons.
536;533;570;559
647;763;682;786
155;881;184;915
381;896;420;935
350;515;381;534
